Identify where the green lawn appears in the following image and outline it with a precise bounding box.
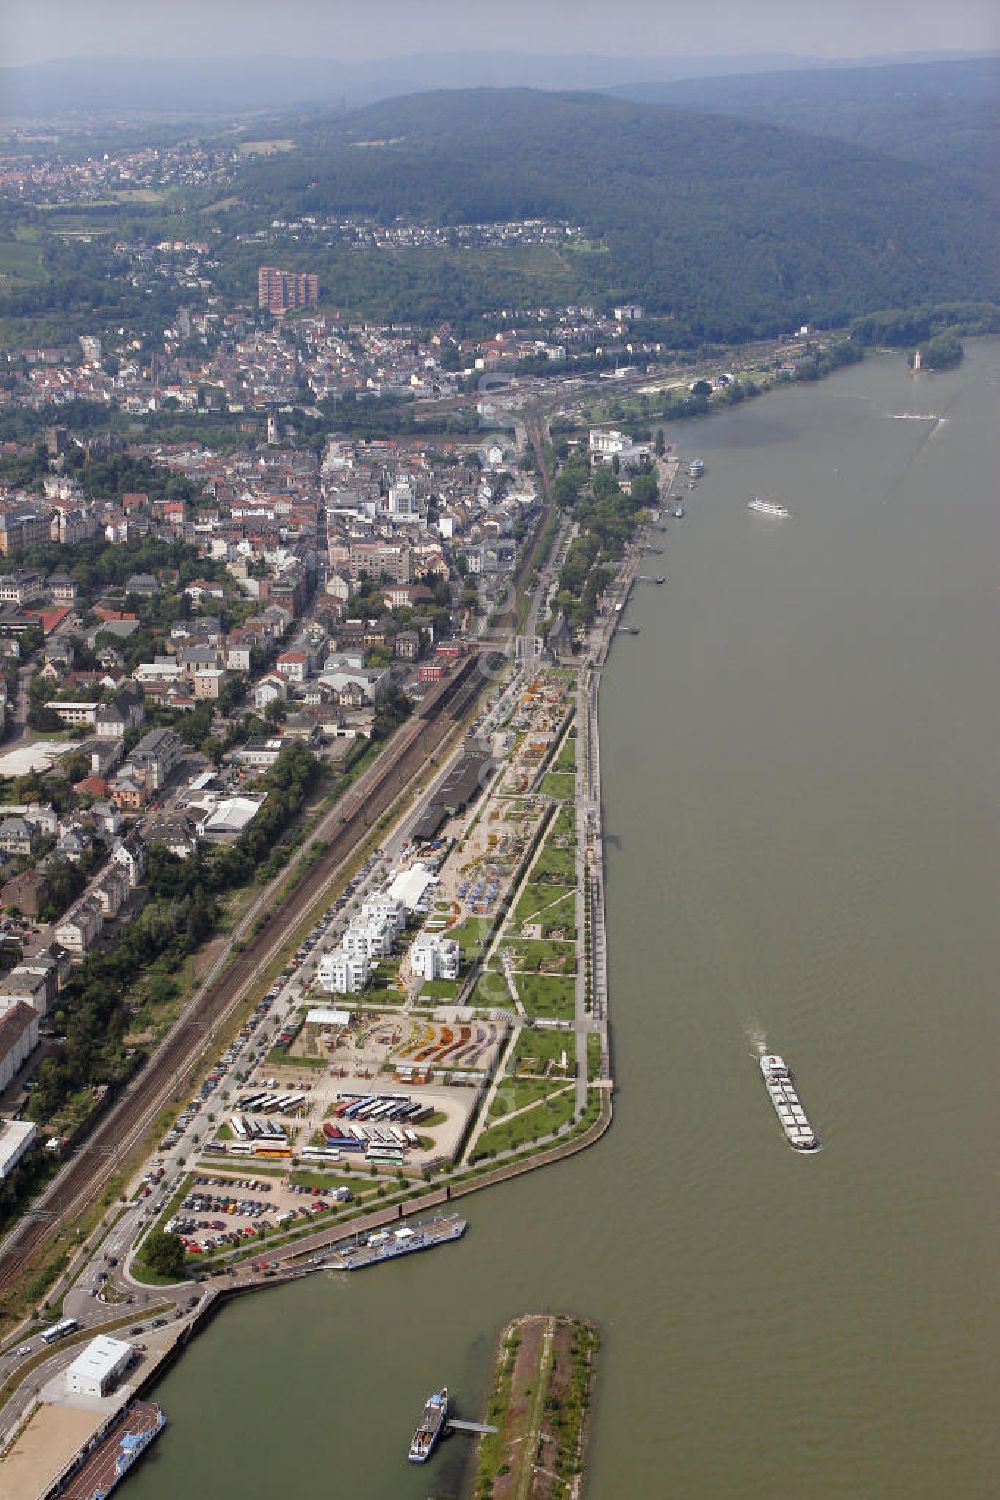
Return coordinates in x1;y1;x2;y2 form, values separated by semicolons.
554;734;577;772
469;972;511;1010
516;972;576;1020
501;938;575;973
534;891;576;938
0;238;47;284
489;1077;566;1118
513;880;575;924
471;1089;576;1160
540;770;576;799
448;917;494;963
552;804;576;836
511;1027;576;1075
530;841;576;884
289;1170;376;1195
419;978;462;1000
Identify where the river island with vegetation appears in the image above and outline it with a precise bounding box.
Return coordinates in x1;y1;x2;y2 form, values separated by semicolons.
470;1313;600;1500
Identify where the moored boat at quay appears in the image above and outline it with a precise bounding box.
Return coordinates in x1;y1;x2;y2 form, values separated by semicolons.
53;1401;165;1499
758;1053;819;1151
331;1212;466;1270
408;1387;448;1463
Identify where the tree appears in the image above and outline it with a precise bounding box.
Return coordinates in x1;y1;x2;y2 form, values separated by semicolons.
915;329;964;370
141;1229;187;1280
654;428;666;457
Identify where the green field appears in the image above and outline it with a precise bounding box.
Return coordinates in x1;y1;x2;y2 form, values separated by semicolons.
471;1088;575;1160
448;916;494;962
489;1077;566;1118
514;880;575;925
530;837;576;884
512;1026;576;1076
0;239;47;284
540;770;576;799
554;734;577;772
418;977;462;1001
499;938;575;973
516;972;576;1020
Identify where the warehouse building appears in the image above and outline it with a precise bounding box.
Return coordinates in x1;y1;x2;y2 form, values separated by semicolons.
0;1119;37;1182
0;1001;40;1090
65;1335;135;1397
411;753;495;843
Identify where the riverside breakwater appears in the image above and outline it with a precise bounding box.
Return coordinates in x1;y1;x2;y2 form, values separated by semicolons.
127;343;1000;1500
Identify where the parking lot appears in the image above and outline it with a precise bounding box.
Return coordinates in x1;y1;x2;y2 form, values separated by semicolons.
166;1171;354;1257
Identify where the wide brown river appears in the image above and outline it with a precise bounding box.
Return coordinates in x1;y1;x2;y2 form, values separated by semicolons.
129;343;1000;1499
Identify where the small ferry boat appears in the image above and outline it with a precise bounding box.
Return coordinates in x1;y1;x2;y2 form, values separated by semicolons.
333;1213;466;1270
748;497;790;518
409;1388;448;1463
672;503;685;518
759;1054;819;1152
688;457;705;477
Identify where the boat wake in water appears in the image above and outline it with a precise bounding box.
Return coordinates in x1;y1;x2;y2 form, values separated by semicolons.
745;1023;768;1058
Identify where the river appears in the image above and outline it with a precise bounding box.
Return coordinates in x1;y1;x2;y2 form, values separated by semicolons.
128;342;1000;1500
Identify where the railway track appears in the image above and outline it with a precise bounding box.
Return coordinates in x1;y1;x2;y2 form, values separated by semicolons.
0;653;500;1306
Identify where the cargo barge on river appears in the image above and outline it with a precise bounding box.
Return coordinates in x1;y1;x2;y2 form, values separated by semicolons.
759;1054;820;1152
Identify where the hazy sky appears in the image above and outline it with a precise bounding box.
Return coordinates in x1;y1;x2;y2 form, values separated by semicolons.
4;0;999;67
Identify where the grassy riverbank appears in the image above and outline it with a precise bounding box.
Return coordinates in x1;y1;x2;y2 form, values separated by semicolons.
470;1312;599;1500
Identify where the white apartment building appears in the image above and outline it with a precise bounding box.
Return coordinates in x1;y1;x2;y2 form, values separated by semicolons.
410;933;461;982
589;427;629;459
387;479;420;520
343;916;394;962
318;951;369;995
359;897;406;936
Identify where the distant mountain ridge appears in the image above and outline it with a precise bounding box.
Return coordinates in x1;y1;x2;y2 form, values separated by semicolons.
607;56;1000;185
1;49;995;120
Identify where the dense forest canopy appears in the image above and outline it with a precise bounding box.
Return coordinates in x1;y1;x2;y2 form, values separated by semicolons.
222;88;1000;340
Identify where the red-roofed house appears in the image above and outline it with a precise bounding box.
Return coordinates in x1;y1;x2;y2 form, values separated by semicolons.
184;579;225;605
276;651;309;684
26;607;69;636
74;774;108;800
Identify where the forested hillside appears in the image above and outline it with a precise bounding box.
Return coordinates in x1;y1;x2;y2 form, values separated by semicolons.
610;57;1000;186
225;88;1000;340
